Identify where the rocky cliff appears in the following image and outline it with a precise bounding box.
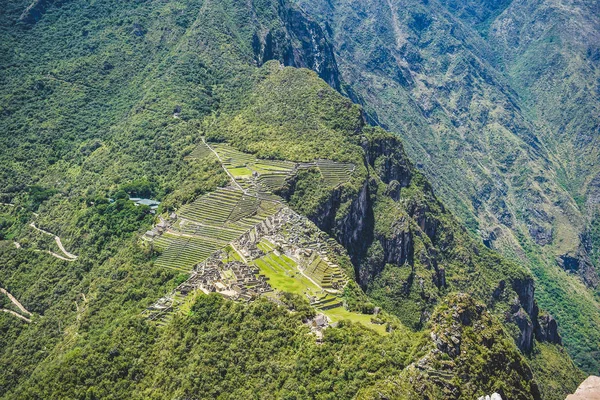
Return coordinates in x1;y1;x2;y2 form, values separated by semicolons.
252;1;341;90
278;109;562;354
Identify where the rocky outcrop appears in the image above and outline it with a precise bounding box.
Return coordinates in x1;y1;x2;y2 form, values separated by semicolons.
252;3;341;90
425;294;542;400
512;277;535;316
566;376;600;400
363;133;413;187
512;308;535;353
509;277;562;352
334;180;374;262
557;233;599;288
536;313;561;345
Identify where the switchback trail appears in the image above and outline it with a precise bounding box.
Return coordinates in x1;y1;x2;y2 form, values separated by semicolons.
29;222;78;260
1;309;31;323
0;287;31;316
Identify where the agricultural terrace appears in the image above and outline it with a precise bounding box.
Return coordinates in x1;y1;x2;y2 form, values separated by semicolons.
195;142;356;197
253;239;385;334
152;187;281;273
316;159;355;187
188;140;213;159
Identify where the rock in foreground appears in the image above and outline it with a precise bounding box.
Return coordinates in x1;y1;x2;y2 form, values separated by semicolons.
566;376;600;400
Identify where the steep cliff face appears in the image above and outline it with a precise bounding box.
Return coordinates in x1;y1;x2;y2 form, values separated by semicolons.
280;120;560;353
252;1;341;90
294;0;599;375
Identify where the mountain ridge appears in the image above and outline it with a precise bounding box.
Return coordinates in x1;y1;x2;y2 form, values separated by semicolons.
0;0;593;397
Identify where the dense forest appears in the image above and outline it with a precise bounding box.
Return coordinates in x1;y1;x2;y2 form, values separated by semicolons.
0;0;596;399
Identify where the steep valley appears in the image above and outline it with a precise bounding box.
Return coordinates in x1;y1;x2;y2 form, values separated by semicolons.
296;0;600;374
0;0;596;398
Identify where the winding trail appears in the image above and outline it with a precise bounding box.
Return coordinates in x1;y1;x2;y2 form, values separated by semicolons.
1;309;31;323
1;287;31;316
29;222;77;260
37;249;75;262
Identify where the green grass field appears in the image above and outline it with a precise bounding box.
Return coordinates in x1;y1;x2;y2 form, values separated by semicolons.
254;257;319;295
253;240;386;334
229;167;253;177
325;307;387;335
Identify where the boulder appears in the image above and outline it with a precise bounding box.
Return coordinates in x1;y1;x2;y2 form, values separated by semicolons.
566;376;600;400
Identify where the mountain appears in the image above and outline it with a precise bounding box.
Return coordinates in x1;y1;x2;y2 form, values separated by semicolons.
0;0;591;398
295;0;600;374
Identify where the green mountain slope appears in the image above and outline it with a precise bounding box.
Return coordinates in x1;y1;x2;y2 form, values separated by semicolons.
0;0;587;398
296;0;600;374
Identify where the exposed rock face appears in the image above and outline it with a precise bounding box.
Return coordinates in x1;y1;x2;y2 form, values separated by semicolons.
334;180;374;264
252;4;341;90
566;376;600;400
424;294;542;400
509;277;562;352
363;133;413;187
557;233;599;288
512;277;535;316
537;313;561;345
512;308;535;354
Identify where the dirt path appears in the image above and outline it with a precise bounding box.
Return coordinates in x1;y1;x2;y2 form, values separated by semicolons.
1;309;31;323
229;243;248;263
0;287;31;316
29;222;77;260
202;138;247;193
38;249;75;262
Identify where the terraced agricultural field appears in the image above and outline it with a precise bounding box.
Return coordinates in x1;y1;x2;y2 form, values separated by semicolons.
189;141;213;159
211;143;255;167
256;173;288;192
207;142;356;199
316;160;355;187
252;240;383;333
229;195;261;221
155;233;225;272
178;222;242;242
153;187;281;273
209;143;297;194
178;188;243;226
152;234;175;252
304;254;347;290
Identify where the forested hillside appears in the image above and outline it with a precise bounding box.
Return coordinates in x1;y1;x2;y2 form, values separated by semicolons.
0;0;592;398
296;0;600;374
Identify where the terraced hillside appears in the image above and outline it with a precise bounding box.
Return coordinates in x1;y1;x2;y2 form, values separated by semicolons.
150;187;282;273
303;253;346;290
254;239;347;307
150;141;358;276
1;0;583;397
146;143;357;323
198;142;356;197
